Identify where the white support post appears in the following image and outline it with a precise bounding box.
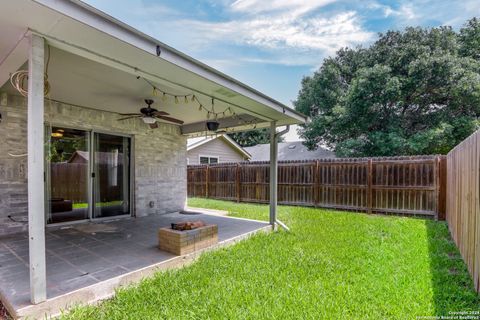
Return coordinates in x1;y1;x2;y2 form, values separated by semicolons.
269;121;277;228
27;34;46;304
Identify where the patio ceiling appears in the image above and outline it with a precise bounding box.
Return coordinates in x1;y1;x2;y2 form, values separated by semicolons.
0;0;308;136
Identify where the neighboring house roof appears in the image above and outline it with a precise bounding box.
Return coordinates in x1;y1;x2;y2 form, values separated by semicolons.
187;135;251;160
244;141;335;161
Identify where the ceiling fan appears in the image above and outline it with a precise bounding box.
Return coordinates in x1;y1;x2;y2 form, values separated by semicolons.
118;99;184;128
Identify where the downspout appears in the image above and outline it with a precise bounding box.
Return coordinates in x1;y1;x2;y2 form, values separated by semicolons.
270;124;290;232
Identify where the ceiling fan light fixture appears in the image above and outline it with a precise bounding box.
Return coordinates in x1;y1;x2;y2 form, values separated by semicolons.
142;116;157;124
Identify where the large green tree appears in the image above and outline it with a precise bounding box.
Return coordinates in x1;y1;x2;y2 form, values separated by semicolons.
295;18;480;157
228;129;284;147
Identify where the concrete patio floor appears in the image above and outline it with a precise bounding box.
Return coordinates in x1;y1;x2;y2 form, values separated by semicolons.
0;211;269;319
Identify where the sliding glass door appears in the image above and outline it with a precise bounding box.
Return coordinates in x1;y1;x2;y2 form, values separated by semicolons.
93;133;130;219
46;128;131;224
47;127;90;224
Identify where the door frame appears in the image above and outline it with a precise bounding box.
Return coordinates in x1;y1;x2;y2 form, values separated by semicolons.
44;123;135;226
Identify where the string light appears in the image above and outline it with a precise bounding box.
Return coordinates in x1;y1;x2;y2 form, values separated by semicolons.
137;76;259;131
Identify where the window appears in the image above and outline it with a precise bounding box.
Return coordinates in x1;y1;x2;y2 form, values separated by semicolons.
199;156;219;164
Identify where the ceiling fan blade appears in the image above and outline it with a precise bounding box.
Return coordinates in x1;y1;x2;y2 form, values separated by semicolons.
156;115;184;125
149;122;159;129
153;111;170;116
118;113;142;116
118;115;142;121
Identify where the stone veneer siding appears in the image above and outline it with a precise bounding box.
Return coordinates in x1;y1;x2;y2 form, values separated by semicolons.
0;93;187;236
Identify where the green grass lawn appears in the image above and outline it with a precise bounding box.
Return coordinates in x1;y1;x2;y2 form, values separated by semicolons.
62;198;480;319
72;200;123;209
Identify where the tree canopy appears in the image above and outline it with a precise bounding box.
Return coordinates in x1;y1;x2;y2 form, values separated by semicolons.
294;17;480;157
228;128;284;147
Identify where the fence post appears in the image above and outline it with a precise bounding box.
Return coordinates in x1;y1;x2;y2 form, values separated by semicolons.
435;156;448;221
236;163;241;203
205;165;209;198
434;156;439;220
314;160;319;207
439;156;447;220
367;159;373;214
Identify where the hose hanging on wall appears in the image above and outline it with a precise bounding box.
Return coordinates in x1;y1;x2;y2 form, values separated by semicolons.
7;43;51;158
9;44;51;96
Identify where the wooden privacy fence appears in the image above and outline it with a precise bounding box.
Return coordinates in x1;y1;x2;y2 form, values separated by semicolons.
51;163;88;203
50;163;122;203
446;130;480;291
188;155;446;218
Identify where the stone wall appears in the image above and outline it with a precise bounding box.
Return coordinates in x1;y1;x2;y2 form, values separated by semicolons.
0;93;187;236
0;93;28;235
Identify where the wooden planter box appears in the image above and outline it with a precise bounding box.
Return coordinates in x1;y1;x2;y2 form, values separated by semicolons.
158;224;218;255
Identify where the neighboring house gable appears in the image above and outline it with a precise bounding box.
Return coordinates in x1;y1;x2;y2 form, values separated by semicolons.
68;151;124;165
187;135;251;165
244;141;335;161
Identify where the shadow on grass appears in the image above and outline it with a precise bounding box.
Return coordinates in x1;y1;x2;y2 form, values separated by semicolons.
426;220;480;316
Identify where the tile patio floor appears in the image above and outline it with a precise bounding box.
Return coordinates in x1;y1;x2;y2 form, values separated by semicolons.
0;212;268;314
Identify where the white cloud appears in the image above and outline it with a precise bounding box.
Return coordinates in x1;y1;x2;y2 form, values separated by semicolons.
366;2;417;20
397;4;417;20
226;0;372;54
166;9;373;64
86;0;373;68
231;0;336;17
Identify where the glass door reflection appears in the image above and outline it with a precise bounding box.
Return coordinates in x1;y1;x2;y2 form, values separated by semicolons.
47;127;90;224
93;133;130;218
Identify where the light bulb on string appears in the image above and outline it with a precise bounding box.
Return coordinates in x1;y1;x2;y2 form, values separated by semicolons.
175;96;179;104
191;95;196;102
184;96;188;104
162;93;167;102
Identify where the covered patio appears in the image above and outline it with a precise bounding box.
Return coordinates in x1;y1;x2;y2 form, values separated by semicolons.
0;0;306;319
0;212;269;318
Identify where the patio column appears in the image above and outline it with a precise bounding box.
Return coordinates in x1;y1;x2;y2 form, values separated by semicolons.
269;121;277;228
27;33;47;304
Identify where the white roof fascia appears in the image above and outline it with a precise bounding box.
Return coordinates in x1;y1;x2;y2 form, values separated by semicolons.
187;137;214;151
221;135;252;159
187;134;251;159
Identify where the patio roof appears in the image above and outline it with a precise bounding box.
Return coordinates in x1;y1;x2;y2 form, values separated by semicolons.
0;0;307;136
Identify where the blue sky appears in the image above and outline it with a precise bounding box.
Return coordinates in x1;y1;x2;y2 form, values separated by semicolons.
83;0;479;140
